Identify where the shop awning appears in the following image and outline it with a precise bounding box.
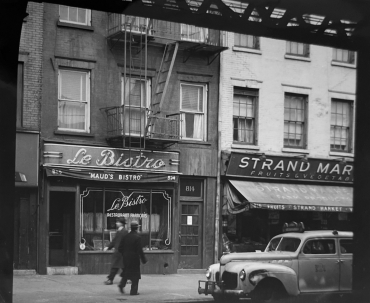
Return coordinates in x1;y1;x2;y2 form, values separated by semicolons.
227;180;353;213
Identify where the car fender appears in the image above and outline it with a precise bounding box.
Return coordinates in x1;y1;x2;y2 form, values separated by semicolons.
243;262;299;296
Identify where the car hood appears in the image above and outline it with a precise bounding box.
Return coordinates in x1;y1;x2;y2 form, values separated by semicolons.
220;251;297;265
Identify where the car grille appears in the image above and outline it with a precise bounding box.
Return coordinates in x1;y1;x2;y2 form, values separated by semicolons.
222;271;238;289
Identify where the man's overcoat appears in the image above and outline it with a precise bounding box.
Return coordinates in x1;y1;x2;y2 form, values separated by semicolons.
118;230;147;280
107;228;128;268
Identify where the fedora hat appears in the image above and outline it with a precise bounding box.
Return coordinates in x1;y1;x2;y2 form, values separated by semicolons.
130;220;140;228
117;217;126;225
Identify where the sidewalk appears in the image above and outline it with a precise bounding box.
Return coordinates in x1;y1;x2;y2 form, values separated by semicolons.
13;273;215;303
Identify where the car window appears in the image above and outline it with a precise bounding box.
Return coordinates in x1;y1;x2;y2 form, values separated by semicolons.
302;239;336;254
339;239;353;254
276;237;301;252
266;237;281;252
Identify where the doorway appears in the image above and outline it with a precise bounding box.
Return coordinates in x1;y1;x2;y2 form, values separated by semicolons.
178;202;203;269
49;191;75;266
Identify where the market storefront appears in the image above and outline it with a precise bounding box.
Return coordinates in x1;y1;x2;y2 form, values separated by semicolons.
39;143;180;275
221;152;353;254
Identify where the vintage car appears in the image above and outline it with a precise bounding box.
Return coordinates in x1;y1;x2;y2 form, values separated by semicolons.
198;223;353;302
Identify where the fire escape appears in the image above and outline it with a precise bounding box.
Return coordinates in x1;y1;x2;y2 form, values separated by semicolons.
103;15;227;150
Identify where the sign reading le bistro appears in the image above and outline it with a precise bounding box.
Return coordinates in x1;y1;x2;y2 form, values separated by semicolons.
226;153;354;183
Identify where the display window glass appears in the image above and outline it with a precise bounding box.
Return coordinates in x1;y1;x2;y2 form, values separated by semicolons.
80;187;172;251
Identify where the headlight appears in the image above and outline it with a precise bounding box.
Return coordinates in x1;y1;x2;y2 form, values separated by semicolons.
239;269;246;281
205;267;211;279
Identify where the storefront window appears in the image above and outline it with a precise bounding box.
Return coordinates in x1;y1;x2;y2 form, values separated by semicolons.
80;187;172;251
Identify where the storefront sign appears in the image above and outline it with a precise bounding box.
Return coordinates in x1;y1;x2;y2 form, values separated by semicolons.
43;143;180;173
226;152;353;183
45;167;178;183
180;179;202;197
250;202;353;212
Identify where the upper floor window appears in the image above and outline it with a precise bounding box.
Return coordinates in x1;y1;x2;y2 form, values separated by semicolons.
233;88;258;144
286;41;309;57
181;24;207;42
180;83;207;141
333;48;355;64
330;99;353;152
122;77;150;136
59;6;91;26
284;93;307;148
234;34;259;49
17;62;24;128
58;69;90;132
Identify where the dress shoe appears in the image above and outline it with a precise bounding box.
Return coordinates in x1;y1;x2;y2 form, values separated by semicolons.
104;280;113;285
118;285;125;294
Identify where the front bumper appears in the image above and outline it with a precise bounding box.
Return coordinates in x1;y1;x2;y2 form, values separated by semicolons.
198;280;245;297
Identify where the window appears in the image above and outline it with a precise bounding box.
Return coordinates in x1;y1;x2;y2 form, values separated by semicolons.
180;83;207;141
286;41;309;57
181;24;208;42
58;69;90;132
17;62;24;128
330;99;353;152
233;88;258;144
122;77;150;136
284;93;307;148
333;49;355;64
80;187;172;251
339;239;353;254
302;239;336;254
59;6;91;26
234;33;259;49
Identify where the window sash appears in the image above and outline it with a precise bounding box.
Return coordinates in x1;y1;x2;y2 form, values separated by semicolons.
330;100;352;152
333;48;355;64
286;41;309;57
234;33;259;49
284;94;306;148
59;6;91;26
181;24;208;42
58;69;89;132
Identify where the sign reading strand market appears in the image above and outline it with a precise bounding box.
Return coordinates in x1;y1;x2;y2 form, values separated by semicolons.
43;143;180;173
226;153;354;183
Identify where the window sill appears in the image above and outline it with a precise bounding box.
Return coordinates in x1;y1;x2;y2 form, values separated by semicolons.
232;46;262;55
78;250;175;254
54;130;95;137
284;54;311;62
57;21;94;32
231;143;260;150
331;61;356;69
329;151;354;158
179;140;211;146
281;148;310;154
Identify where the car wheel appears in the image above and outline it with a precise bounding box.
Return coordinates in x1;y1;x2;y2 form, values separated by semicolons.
251;279;286;303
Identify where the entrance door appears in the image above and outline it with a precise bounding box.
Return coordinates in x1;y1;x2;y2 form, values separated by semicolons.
49;192;75;266
178;202;202;269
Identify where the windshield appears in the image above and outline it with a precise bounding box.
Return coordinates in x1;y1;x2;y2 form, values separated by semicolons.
265;237;301;252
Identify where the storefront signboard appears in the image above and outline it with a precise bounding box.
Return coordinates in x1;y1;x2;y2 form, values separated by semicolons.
180;179;202;197
43;143;180;173
226;152;353;183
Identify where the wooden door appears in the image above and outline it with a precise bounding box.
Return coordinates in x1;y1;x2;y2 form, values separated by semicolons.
178;202;202;269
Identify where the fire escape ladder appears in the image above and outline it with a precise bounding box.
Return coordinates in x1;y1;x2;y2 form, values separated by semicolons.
146;42;179;138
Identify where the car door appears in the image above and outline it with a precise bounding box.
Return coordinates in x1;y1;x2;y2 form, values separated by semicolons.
298;238;340;292
338;238;353;291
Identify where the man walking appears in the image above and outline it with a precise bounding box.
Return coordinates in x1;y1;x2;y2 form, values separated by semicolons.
103;217;128;285
118;220;147;295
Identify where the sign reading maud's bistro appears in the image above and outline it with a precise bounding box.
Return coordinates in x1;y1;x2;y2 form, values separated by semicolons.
226;153;353;183
43;144;180;181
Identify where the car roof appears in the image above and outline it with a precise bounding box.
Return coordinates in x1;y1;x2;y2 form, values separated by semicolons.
272;230;353;240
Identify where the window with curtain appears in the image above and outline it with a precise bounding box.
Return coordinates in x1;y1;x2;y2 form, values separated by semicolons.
181;24;208;42
58;69;90;132
122;77;149;136
286;41;309;57
233;88;258;144
17;62;24;128
331;99;353;152
284;93;307;148
80;187;173;251
234;33;260;49
59;6;91;26
180;83;206;141
333;48;355;64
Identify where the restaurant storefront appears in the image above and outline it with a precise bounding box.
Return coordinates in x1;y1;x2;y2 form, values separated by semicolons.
39;143;181;275
221;152;353;254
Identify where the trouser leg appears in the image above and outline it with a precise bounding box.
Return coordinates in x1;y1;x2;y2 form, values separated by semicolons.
107;268;119;281
130;278;139;295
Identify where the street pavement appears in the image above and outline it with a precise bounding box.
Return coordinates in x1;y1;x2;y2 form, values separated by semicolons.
13;273;216;303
